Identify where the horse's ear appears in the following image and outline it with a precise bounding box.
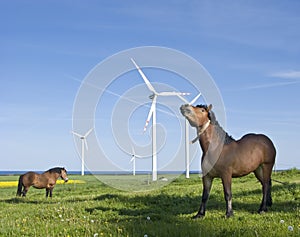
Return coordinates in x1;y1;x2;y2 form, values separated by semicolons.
207;104;212;111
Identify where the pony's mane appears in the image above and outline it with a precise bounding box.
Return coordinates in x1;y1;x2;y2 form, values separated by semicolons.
47;167;65;174
196;104;235;144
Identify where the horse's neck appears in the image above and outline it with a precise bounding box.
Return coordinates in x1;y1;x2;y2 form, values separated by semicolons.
199;124;223;153
53;173;60;180
44;171;60;180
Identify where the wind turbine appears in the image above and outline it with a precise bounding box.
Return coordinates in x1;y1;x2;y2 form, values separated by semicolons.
129;146;143;176
131;58;189;181
178;93;202;178
71;128;93;176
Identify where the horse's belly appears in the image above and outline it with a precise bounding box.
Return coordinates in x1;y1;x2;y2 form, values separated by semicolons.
231;147;265;176
33;184;44;189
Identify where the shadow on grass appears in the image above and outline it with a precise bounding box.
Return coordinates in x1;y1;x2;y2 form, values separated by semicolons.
2;196;64;204
86;181;299;218
228;181;299;214
87;193;201;216
84;188;298;237
3;197;50;204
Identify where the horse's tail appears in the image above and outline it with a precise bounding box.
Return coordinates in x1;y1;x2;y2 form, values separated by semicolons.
16;175;23;196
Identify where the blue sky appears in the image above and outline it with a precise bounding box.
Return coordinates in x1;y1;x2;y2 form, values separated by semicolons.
1;1;300;172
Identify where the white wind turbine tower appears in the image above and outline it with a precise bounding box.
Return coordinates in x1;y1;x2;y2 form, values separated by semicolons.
71;128;93;176
131;58;189;181
178;93;202;178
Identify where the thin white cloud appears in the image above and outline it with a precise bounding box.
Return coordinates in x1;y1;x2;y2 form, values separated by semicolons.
269;70;300;79
224;79;300;92
233;70;300;91
240;80;300;90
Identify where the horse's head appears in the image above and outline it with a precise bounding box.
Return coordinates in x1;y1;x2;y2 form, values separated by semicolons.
180;104;212;128
60;168;69;182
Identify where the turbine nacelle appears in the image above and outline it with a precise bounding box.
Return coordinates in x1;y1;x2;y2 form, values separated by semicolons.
149;93;155;100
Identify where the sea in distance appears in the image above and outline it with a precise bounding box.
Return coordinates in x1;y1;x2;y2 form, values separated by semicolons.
0;170;202;176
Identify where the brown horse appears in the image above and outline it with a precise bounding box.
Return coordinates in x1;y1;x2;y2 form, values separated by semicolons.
16;167;68;198
180;104;276;218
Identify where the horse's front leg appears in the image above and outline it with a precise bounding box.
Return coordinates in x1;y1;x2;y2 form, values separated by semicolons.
193;175;213;219
222;175;233;218
49;188;53;198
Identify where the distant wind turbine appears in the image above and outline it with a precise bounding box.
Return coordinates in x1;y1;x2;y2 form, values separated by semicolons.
71;128;93;176
178;93;202;178
131;58;189;181
129;146;143;176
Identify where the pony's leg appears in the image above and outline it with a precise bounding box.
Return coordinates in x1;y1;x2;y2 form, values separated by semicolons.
46;188;50;198
49;188;53;198
22;187;29;197
193;175;213;219
254;164;273;213
221;175;233;218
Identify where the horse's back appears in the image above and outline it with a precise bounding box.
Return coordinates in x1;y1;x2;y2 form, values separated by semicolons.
22;171;38;186
239;133;276;163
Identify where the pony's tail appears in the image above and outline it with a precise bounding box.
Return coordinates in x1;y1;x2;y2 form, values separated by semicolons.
16;175;23;196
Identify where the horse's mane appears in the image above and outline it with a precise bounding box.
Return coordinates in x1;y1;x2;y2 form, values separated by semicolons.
196;105;235;145
46;167;65;174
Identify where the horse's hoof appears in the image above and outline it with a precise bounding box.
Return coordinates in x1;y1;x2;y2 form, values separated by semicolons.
258;207;268;214
225;212;234;218
258;210;267;214
192;213;205;219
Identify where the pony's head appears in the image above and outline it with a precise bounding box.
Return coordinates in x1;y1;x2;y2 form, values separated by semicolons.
180;104;212;128
60;167;68;182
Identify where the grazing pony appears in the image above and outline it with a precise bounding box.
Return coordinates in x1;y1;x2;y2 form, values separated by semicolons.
16;167;68;198
180;104;276;218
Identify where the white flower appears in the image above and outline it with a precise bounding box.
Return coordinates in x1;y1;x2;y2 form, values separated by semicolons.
59;214;62;218
94;233;99;237
91;219;95;223
280;220;284;224
144;235;148;237
288;226;293;231
147;216;150;221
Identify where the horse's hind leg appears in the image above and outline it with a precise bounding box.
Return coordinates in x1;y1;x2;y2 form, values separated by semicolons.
22;187;29;197
254;164;273;213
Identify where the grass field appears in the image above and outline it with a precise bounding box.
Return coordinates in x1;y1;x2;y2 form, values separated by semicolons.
0;169;299;237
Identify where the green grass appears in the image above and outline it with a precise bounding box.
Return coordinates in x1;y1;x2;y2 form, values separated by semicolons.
0;170;299;237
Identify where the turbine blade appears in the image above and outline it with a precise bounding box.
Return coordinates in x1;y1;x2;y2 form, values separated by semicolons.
71;131;82;138
189;93;202;105
177;94;189;104
131;58;157;94
159;91;190;96
130;146;143;158
143;98;156;132
84;128;93;137
130;156;135;163
131;145;136;156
